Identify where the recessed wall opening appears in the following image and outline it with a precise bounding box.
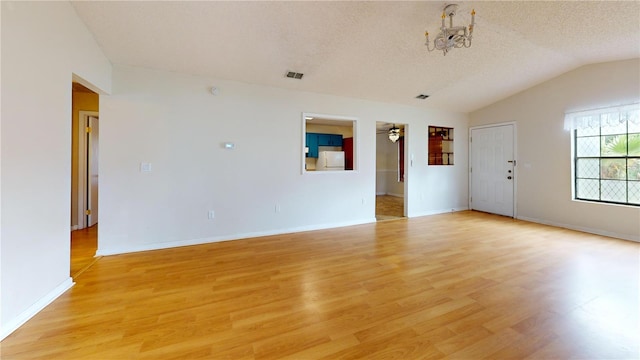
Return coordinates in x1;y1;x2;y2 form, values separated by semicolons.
429;125;454;165
302;113;357;173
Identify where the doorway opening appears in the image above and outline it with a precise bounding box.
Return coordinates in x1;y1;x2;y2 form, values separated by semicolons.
375;122;407;221
71;81;100;277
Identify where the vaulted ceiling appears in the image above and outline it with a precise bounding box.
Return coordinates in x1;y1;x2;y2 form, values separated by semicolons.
72;1;640;113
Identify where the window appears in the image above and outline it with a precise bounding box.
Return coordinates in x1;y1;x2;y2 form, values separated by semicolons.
428;126;453;165
567;103;640;206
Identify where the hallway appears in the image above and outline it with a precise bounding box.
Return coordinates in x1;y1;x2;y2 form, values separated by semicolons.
71;225;99;278
375;195;404;221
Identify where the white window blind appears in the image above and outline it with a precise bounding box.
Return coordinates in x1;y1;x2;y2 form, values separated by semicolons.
564;102;639;131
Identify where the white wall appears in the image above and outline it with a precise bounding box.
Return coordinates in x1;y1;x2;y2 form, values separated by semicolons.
410;117;470;216
1;1;112;339
98;65;469;255
0;1;467;338
470;59;640;241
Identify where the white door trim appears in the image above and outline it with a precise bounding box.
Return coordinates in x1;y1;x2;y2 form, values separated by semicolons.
77;111;99;230
468;121;518;218
402;124;408;217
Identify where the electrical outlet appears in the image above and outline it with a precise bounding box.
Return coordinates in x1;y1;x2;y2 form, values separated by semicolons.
208;210;215;219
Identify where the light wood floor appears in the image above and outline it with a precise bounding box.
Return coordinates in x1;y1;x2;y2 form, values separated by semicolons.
376;195;404;220
2;211;639;359
70;225;99;278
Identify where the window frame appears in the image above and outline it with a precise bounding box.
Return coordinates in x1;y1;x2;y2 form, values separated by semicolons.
571;106;640;207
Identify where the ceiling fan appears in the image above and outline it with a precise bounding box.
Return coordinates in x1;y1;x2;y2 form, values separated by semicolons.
376;123;402;133
376;123;403;143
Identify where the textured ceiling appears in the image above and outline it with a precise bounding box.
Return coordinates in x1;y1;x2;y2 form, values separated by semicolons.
71;1;640;113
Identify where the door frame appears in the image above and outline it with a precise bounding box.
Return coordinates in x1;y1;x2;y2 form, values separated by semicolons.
374;121;409;218
76;110;99;229
468;121;518;218
402;124;409;217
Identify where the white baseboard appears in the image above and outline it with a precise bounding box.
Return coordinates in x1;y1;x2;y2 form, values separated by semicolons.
516;216;640;242
70;225;79;231
1;277;75;341
408;206;469;218
96;218;378;256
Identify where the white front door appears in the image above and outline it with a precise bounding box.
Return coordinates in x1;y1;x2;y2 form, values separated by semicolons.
87;116;99;227
470;124;515;217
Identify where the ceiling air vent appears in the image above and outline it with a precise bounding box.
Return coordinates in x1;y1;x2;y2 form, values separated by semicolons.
286;71;304;79
415;94;430;99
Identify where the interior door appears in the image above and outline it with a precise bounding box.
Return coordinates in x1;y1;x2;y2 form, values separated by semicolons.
87;116;99;227
470;124;514;217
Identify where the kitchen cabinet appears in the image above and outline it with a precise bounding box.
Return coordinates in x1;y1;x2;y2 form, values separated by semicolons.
306;133;319;158
323;134;343;146
305;133;343;158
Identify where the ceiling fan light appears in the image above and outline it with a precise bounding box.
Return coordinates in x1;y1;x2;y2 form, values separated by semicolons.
388;126;400;143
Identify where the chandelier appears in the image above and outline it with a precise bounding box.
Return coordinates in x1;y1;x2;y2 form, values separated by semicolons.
425;4;475;56
388;125;400;143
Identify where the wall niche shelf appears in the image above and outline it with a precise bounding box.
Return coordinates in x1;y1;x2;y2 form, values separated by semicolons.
428;126;454;165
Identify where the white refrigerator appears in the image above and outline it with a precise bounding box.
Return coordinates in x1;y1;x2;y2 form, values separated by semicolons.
316;151;345;171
